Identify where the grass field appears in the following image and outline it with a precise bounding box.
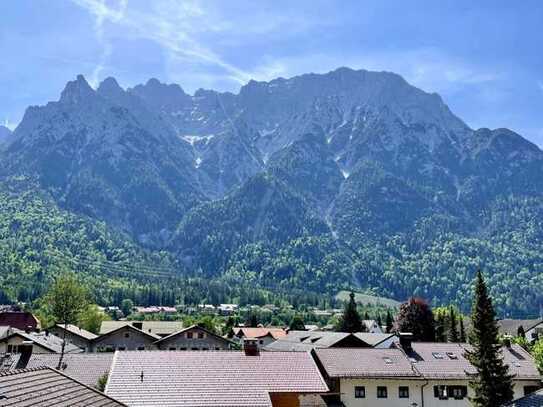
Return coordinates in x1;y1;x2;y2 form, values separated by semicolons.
336;291;401;308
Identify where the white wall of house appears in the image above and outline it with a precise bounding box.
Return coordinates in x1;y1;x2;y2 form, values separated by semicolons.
338;378;542;407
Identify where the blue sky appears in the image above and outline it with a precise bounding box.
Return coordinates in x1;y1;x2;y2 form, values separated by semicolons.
1;1;542;145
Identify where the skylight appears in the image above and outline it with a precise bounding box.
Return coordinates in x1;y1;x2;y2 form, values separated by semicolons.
432;352;444;359
382;357;393;364
446;352;458;360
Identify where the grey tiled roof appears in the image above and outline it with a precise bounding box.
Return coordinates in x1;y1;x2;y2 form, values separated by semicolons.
154;324;235;346
54;324;98;340
100;321;184;336
504;389;543;406
1;330;83;353
21;353;114;388
263;331;376;352
498;319;543;336
408;343;540;380
315;348;421;378
106;350;329;406
0;367;127;406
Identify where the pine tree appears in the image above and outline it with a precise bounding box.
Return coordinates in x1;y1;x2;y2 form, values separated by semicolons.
338;292;364;333
395;297;435;341
385;310;394;333
460;318;467;343
376;314;383;328
448;306;460;342
435;313;446;342
465;271;514;406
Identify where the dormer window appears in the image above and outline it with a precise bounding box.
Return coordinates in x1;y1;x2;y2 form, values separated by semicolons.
446;352;458;359
432;352;444;359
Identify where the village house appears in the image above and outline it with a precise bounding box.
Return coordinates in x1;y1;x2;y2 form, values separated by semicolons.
312;336;542;407
0;311;40;331
49;323;97;352
218;303;239;315
99;320;184;338
91;324;159;352
154;325;235;351
231;327;287;347
0;329;83;354
0;367;127;406
105;344;329;407
362;319;383;333
498;319;543;343
134;306;177;315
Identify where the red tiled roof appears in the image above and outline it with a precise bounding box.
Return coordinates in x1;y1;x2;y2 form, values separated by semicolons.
234;327;287;340
315;348;420;378
0;312;39;331
106;350;329;406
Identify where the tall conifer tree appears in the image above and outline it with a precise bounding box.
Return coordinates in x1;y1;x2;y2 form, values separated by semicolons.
338;292;364;333
465;271;514;406
448;306;460;342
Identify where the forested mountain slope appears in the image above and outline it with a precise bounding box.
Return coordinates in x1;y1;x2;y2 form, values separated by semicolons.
1;67;542;316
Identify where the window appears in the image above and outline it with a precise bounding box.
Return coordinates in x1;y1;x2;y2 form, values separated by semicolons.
137;346;145;351
432;352;444;359
434;385;448;399
180;347;187;350
259;340;264;345
399;386;409;398
117;346;126;351
198;333;204;339
191;347;198;350
187;332;193;339
169;347;177;351
215;347;221;350
354;386;365;398
202;347;209;351
448;386;467;400
124;332;129;338
377;386;388;398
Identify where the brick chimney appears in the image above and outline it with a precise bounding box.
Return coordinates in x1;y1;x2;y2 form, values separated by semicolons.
243;338;260;356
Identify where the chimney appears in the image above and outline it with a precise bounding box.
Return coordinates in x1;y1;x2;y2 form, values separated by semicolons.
502;335;512;349
243;339;260;356
399;332;413;353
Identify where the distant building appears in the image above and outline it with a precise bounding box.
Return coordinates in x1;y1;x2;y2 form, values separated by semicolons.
218;304;238;315
231;327;287;347
498;319;543;343
0;367;127;406
92;324;159;352
155;325;235;351
134;306;177;315
197;304;216;314
0;311;40;331
105;347;329;406
49;324;97;352
99;320;184;338
362;319;383;333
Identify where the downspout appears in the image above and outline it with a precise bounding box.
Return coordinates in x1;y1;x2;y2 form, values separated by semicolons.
420;378;429;407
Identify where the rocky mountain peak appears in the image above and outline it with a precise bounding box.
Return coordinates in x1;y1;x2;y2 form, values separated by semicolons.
97;77;124;99
59;74;95;105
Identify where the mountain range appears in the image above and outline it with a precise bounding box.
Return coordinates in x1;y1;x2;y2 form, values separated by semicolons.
1;67;542;316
